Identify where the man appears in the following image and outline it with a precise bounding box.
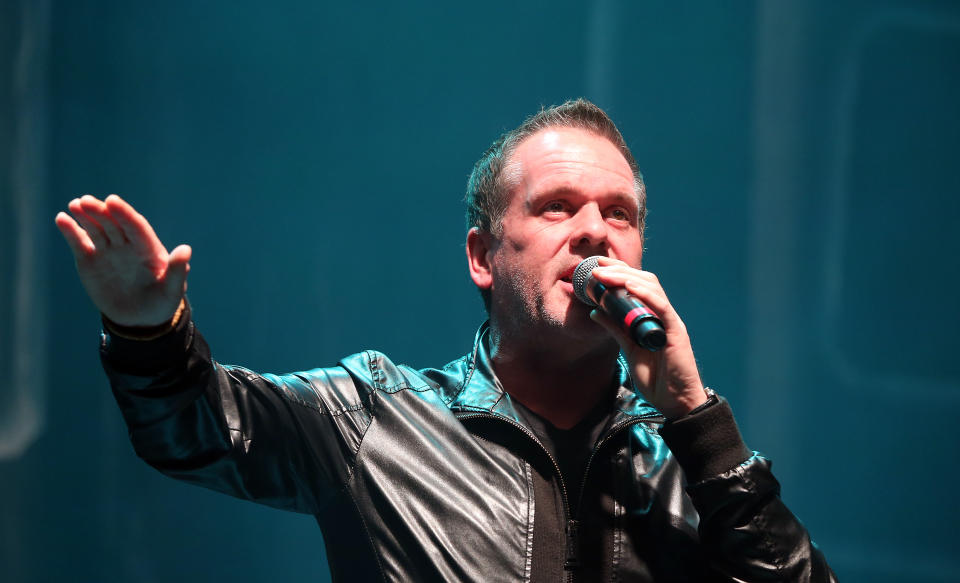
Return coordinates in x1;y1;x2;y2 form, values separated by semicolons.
56;99;835;581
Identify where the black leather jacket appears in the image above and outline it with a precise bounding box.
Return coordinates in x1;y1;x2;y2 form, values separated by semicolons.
101;307;835;582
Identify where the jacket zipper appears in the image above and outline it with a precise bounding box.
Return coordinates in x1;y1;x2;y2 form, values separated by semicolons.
456;410;662;579
573;414;662;522
456;412;573;509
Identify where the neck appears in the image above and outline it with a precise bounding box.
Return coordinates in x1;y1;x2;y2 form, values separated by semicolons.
487;321;620;429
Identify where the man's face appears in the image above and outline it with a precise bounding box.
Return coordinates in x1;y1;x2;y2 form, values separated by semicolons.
485;127;644;338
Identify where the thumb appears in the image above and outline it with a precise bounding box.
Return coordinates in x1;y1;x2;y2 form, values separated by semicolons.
164;244;192;296
589;308;634;351
590;307;660;400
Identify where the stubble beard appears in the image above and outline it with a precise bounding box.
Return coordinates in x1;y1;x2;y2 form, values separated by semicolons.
494;269;586;345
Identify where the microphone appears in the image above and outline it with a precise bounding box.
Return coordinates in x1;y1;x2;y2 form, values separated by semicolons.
572;256;667;351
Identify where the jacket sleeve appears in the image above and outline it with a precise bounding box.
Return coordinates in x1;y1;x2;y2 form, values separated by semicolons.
658;399;838;582
100;302;374;515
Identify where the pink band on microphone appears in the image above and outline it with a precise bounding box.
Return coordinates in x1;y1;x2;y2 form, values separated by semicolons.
623;306;655;328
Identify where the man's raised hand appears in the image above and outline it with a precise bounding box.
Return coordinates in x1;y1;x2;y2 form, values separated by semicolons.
55;194;191;327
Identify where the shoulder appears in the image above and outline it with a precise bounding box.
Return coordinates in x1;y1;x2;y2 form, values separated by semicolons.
338;350;438;395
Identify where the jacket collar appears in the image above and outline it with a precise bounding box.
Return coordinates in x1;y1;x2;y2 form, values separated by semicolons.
430;321;662;427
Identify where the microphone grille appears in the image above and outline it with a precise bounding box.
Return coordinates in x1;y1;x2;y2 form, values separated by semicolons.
572;256;601;306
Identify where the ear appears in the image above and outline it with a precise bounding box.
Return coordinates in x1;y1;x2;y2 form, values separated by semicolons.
466;227;494;291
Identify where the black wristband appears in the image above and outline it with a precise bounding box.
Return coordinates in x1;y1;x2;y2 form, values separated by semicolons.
658;395;753;483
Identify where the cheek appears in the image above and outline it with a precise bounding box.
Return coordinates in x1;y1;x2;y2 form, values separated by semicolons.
611;235;644;264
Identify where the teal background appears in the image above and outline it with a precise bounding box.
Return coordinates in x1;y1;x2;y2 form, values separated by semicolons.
2;1;958;581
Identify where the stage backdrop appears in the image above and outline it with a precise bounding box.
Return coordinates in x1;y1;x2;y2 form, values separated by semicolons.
2;1;958;582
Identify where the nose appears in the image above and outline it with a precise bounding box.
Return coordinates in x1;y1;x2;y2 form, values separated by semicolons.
569;203;608;250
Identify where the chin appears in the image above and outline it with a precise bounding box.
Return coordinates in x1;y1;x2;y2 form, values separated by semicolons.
556;304;599;334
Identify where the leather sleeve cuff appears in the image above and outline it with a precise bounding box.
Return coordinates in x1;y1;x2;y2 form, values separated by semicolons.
99;299;194;375
657;397;753;484
101;298;187;340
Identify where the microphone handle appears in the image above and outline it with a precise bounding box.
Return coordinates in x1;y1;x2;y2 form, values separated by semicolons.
595;284;667;351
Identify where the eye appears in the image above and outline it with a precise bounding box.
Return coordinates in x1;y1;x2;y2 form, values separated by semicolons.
542;200;568;214
608;207;631;222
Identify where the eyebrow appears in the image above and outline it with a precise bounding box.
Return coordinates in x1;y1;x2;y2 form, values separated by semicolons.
524;186;640;211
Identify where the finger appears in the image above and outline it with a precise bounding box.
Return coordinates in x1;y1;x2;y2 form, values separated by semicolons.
596;256;629;268
67;197;108;248
54;211;96;257
591;267;668;305
80;195;126;246
593;268;684;334
623;280;678;324
592;264;655;282
164;244;192;297
589;309;663;372
104;194;162;250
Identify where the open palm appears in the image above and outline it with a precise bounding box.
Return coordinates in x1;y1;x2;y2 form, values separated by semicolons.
55;194;191;327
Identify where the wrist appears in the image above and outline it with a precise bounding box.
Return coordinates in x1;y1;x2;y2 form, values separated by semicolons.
684;386;718;416
102;298;186;341
663;386;716;421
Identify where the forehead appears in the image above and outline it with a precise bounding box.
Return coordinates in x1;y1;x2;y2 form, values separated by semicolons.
507;127;636;201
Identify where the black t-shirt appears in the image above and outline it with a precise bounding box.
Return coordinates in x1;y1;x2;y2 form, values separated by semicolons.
512;395;614;515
